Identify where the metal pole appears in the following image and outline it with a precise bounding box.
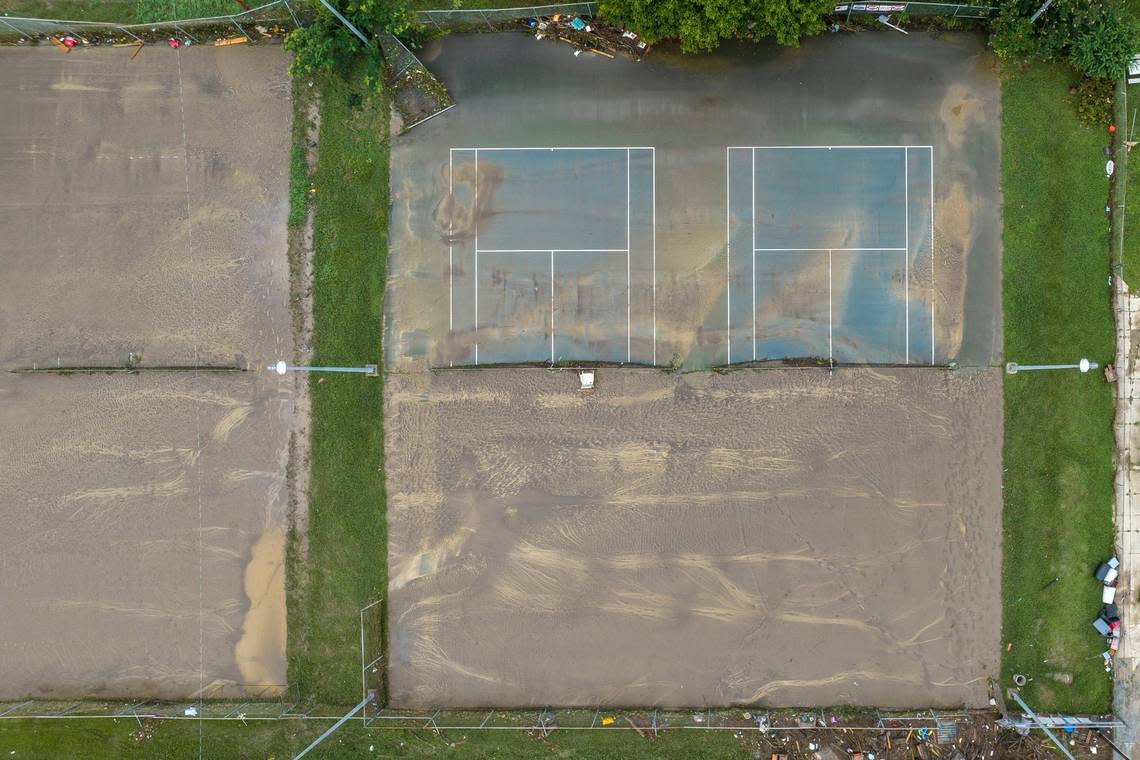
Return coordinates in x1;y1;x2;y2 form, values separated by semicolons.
481;10;493;30
314;0;370;44
1029;0;1055;23
281;0;302;29
1009;691;1078;760
293;697;371;760
270;362;378;375
0;18;31;41
1006;359;1097;374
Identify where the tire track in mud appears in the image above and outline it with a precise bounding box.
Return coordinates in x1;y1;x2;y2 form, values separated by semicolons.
385;367;1002;708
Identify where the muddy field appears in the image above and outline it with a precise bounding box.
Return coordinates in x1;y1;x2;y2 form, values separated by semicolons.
385;367;1002;708
0;47;293;698
387;31;1001;370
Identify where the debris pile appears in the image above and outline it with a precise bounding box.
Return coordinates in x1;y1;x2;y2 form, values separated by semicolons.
1094;555;1122;670
523;14;651;60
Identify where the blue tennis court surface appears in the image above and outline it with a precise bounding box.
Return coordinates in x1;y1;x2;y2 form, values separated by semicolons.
726;146;935;365
444;147;656;365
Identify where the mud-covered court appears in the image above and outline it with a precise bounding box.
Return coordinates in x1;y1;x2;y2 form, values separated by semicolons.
386;367;1002;708
0;47;293;699
385;31;1003;708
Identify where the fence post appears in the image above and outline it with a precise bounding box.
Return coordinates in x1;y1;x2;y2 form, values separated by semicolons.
282;0;302;29
172;23;196;42
481;10;493;30
0;17;31;41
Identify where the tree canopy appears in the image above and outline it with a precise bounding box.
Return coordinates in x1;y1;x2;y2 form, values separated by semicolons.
599;0;835;53
991;0;1140;80
284;0;413;78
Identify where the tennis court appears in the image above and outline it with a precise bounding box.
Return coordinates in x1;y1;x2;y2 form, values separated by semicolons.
727;145;935;365
387;34;1000;371
443;147;656;365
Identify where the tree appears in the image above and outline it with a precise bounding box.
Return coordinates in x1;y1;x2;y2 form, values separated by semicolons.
991;0;1140;81
284;0;414;77
599;0;833;53
1067;1;1140;80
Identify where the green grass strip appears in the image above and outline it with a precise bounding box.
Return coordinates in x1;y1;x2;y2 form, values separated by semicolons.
288;64;389;706
0;717;752;758
1000;61;1116;712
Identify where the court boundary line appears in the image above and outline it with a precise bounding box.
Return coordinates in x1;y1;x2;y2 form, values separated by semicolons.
728;144;935;365
449;146;656;366
904;147;910;365
728;144;934;150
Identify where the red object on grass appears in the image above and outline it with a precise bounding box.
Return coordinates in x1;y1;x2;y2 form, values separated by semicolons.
1110;124;1117;134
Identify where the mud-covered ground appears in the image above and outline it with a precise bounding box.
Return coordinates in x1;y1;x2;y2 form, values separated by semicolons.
385;367;1002;708
387;31;1001;370
0;47;293;699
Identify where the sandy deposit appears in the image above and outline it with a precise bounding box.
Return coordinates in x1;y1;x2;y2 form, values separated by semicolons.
0;46;293;699
385;367;1002;708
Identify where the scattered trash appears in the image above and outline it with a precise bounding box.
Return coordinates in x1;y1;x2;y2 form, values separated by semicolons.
1105;363;1118;382
167;38;180;48
183;706;197;717
523;13;652;60
601;716;614;726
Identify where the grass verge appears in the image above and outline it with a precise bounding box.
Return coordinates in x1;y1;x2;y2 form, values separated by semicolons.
0;717;751;758
1000;60;1116;712
286;62;389;706
0;0;237;23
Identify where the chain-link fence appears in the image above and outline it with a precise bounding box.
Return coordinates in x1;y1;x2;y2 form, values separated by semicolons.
0;702;1096;755
835;0;997;18
416;2;599;32
0;0;306;45
379;32;456;132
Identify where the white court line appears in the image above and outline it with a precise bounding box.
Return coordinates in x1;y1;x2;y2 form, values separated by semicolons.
453;145;656;364
930;147;935;365
751;147;756;361
829;249;833;366
755;247;908;252
732;144;935;150
726;148;732;364
551;250;555;364
474;150;479;365
450;146;657;152
652;148;657;366
448;156;453;334
904;147;910;365
477;248;628;254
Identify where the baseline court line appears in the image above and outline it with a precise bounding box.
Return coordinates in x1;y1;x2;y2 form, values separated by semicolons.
731;144;934;150
476;248;628;254
904;147;910;365
451;146;657;152
751;147;757;361
755;247;908;252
